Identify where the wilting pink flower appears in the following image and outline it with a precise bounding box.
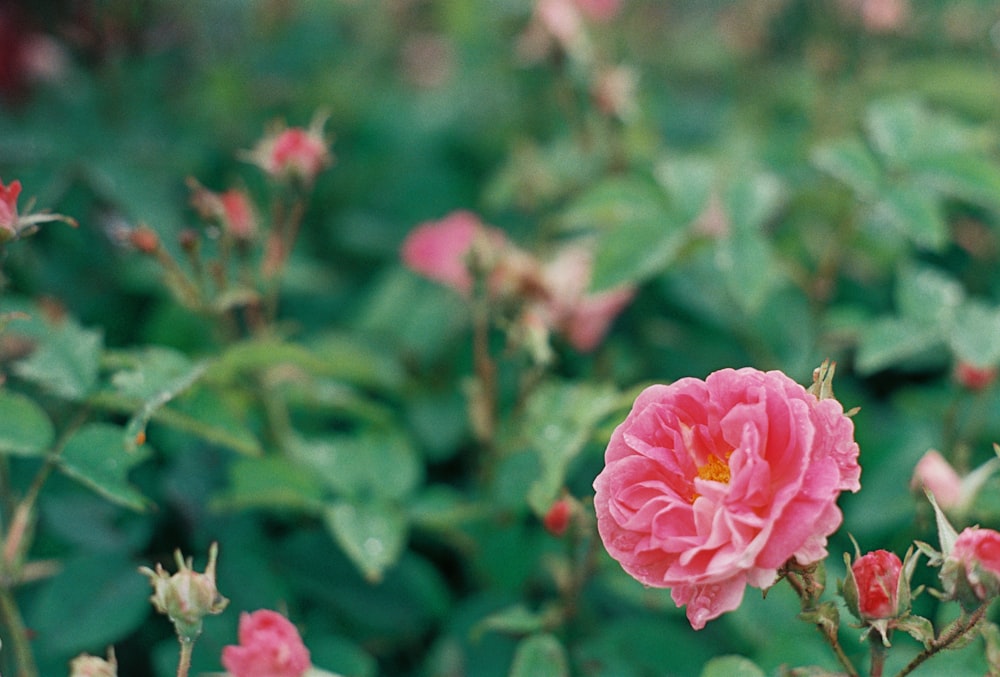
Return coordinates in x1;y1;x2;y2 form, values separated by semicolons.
248;117;331;184
0;178;21;237
593;367;861;629
222;609;311;677
851;550;903;620
911;450;963;511
539;245;633;352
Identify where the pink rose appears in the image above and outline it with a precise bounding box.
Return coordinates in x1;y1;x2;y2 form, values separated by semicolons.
911;450;963;511
850;550;902;621
593;367;861;629
221;609;311;677
943;527;1000;605
0;178;21;237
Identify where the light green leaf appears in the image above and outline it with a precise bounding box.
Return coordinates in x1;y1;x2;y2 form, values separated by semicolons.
723;172;785;234
716;230;784;314
654;156;715;223
523;381;620;515
58;423;153;512
213;455;326;513
855;316;942;375
119;354;210;454
811;137;883;198
290;431;422;500
948;302;1000;368
472;604;562;641
324;499;407;583
12;320;102;399
0;391;54;457
508;633;569;677
910;153;1000;212
700;656;767;677
875;183;947;250
560;176;669;234
896;264;964;327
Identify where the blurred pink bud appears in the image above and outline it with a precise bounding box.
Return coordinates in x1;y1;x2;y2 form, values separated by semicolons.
543;497;573;536
942;527;1000;607
954;361;997;391
219;190;257;240
861;0;909;32
540;245;634;351
537;0;585;49
401;211;512;296
851;550;903;621
222;609;311;677
911;450;963;511
248;117;332;184
0;178;21;239
573;0;622;22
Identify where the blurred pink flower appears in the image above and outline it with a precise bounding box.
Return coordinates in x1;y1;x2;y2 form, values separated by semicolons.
954;361;997;391
911;450;963;511
0;178;21;237
851;550;903;621
222;609;311;677
573;0;622;22
219;189;257;241
401;211;493;295
248;117;332;184
539;245;633;352
943;527;1000;605
593;367;861;629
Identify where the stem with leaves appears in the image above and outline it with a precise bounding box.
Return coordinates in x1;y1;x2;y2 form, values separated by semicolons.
782;560;860;677
895;603;989;677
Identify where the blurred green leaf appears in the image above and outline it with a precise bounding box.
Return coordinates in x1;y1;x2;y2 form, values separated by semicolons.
654;156;714;224
307;331;405;392
58;423;153;512
523;380;620;515
896;264;964;327
723;172;785;234
214;455;326;513
716;230;784;314
875;183;948;251
28;554;151;658
700;656;767;677
910;153;1000;212
855;317;942;375
472;603;562;641
290;430;422;501
324;499;407;583
508;633;569;677
949;302;1000;368
811;137;883;198
0;390;54;457
12;319;102;399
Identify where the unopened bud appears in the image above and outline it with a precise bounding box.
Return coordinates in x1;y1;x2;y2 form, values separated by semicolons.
129;227;160;254
139;542;228;641
69;648;117;677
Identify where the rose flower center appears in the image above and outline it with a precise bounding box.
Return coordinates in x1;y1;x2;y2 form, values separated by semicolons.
690;453;731;502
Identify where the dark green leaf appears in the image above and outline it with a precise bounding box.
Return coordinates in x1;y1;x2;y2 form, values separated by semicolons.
213;455;326;512
58;423;153;512
0;390;54;457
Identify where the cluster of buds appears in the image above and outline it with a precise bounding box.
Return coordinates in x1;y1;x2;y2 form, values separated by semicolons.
0;178;76;245
139;542;228;642
400;210;634;357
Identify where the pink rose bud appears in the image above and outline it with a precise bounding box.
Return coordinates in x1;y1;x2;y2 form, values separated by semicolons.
543;498;573;536
954;361;997;391
139;542;228;641
69;650;117;677
850;550;903;621
941;527;1000;609
911;450;963;511
593;367;861;629
0;178;21;239
221;609;312;677
247;116;332;184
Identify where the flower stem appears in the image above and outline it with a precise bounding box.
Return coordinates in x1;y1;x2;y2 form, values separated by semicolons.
895;603;989;677
177;636;195;677
0;585;36;677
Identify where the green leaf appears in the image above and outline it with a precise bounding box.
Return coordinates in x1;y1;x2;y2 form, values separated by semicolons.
472;603;562;640
866;98;926;166
290;430;423;500
307;331;405;392
896;264;964;327
213;455;326;512
910;153;1000;212
699;656;767;677
119;355;210;454
875;183;948;250
28;553;151;657
58;423;153;512
855;316;942;375
723;171;785;234
949;302;1000;368
324;499;407;583
654;155;715;223
508;633;569;677
11;319;102;399
560;176;669;234
523;381;620;515
716;230;784;314
0;390;54;457
811;137;883;198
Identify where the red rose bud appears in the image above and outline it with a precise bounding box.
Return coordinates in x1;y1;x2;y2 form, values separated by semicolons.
129;226;160;254
851;550;903;621
543;498;573;536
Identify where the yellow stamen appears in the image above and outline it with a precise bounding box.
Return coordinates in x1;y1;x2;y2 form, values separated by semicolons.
690;453;732;502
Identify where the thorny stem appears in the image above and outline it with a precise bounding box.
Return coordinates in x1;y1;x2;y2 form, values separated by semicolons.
782;562;860;677
895;603;989;677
